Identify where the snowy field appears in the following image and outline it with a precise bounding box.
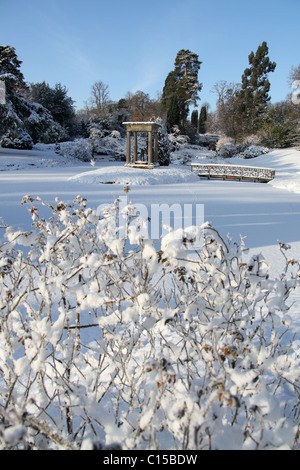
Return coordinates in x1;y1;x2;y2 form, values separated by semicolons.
0;144;299;253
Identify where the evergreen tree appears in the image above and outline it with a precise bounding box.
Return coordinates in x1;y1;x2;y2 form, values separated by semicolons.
29;81;75;135
198;104;207;134
162;49;202;128
191;109;198;129
239;42;276;135
161;70;177;116
155;118;171;166
0;46;69;147
51;83;75;129
166;94;181;130
0;45;27;92
260;104;296;148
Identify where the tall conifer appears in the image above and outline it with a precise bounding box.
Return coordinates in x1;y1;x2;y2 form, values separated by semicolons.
191;109;198;129
198;105;207;134
239;42;276;135
0;45;26;92
162;49;202;129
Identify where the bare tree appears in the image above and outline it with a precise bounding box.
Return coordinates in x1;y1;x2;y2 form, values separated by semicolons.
122;90;163;121
212;80;241;139
288;64;300;86
89;80;110;115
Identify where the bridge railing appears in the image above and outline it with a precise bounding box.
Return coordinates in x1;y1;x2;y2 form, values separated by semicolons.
191;163;275;182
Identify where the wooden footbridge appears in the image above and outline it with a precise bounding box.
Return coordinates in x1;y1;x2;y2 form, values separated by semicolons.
191;163;275;183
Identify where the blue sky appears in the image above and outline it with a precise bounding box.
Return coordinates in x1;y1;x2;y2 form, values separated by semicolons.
1;0;299;112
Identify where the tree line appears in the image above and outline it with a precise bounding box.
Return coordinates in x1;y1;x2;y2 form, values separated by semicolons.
0;44;299;148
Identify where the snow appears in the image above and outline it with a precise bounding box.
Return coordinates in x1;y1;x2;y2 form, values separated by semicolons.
0;142;299;450
229;148;300;194
123;122;159;125
0;144;299;249
69;165;201;186
1;142;299;316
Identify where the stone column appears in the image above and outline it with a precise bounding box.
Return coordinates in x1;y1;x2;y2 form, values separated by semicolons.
133;131;137;163
148;131;152;166
153;131;158;164
126;131;131;165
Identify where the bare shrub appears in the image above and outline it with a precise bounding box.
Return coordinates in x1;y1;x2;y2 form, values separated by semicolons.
0;195;299;450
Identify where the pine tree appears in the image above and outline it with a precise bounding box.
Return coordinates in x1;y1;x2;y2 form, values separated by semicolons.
29;82;75;131
239;42;276;135
0;45;27;92
162;49;202;129
0;46;69;147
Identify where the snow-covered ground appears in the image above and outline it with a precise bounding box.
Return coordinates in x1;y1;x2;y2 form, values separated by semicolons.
0;144;299;253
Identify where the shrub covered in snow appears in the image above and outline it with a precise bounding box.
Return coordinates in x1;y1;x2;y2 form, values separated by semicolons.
239;145;269;159
216;136;269;160
110;130;121;139
1;129;33;150
168;125;190;152
23;101;69;144
0;195;299;450
216;136;235;152
155;118;171;166
56;138;92;162
217;144;241;159
215;137;241;159
87;121;126;160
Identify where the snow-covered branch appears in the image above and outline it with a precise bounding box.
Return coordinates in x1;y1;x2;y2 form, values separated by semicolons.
0;194;299;450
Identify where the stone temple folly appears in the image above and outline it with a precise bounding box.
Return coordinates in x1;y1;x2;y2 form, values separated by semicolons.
123;122;160;169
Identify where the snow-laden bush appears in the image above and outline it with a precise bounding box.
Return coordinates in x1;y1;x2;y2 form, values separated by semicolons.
240;145;269;159
168;126;190;152
216;136;269;160
155;118;171;166
56;138;92;162
216;136;235;152
1;129;33;150
0;194;299;450
216;137;243;159
110;130;121;139
87;122;126;160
